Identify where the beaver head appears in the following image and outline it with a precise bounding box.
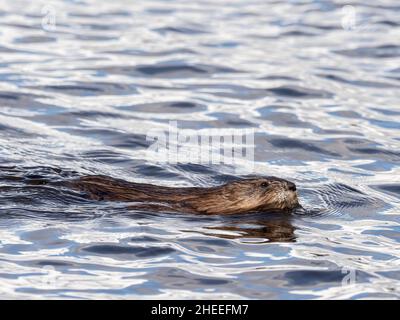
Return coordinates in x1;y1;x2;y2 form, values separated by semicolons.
189;176;300;215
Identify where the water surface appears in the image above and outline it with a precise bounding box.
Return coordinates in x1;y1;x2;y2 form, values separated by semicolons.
0;0;399;299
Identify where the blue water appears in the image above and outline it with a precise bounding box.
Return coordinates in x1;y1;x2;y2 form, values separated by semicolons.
0;0;399;299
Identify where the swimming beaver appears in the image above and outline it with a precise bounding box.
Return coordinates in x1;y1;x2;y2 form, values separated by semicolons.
66;175;300;215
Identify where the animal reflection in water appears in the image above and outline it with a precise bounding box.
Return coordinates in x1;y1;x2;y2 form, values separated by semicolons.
193;215;296;243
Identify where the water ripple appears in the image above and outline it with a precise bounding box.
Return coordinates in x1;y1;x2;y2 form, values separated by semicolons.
0;0;399;299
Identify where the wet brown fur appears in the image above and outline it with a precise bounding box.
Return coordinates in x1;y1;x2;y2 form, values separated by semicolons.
66;175;299;215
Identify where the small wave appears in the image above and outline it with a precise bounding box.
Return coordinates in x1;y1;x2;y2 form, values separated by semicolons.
90;63;240;79
334;45;400;58
298;183;384;218
266;85;333;99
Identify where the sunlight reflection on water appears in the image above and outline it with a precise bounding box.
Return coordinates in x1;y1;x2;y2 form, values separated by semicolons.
0;0;399;299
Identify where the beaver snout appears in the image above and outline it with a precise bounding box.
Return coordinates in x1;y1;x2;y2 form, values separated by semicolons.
286;181;296;192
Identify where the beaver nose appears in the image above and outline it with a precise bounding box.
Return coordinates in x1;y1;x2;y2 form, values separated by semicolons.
287;182;296;191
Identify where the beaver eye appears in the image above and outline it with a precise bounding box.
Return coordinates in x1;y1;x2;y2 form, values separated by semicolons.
260;182;269;188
